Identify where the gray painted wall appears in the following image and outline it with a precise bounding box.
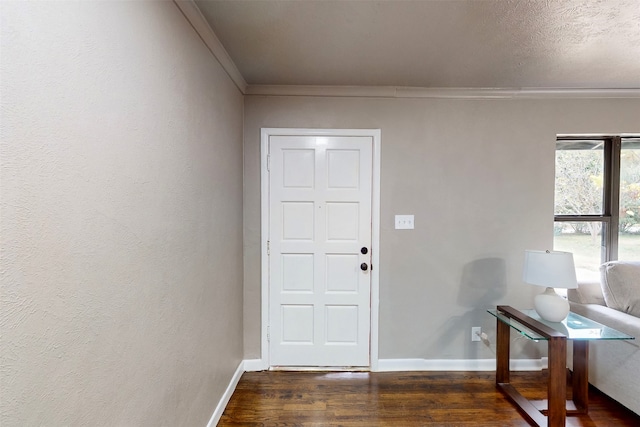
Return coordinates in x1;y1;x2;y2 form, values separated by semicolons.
1;2;243;425
243;96;640;362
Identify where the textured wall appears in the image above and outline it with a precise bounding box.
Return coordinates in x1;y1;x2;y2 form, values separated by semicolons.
243;96;640;361
1;2;243;425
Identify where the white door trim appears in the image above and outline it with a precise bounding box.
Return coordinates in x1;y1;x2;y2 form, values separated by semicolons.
260;128;381;371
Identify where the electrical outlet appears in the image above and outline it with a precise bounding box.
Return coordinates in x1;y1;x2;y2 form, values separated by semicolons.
471;327;482;342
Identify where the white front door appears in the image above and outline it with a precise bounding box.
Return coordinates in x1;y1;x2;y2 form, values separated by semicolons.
267;133;373;367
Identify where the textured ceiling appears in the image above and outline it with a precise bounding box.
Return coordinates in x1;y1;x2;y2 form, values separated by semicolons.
195;0;640;89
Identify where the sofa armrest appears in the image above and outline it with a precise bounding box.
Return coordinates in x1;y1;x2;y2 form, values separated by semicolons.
569;302;640;345
568;279;606;306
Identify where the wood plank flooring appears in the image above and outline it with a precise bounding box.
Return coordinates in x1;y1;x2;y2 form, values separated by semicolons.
219;370;640;426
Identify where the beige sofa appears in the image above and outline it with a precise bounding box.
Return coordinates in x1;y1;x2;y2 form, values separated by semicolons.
567;261;640;415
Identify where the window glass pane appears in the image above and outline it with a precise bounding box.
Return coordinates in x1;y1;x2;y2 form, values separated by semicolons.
618;138;640;261
554;221;604;279
555;140;604;215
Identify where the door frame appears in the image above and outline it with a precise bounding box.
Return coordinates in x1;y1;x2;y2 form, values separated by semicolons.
260;128;381;371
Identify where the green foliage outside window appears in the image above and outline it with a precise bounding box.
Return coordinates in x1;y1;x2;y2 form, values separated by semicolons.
619;149;640;233
555;147;640;236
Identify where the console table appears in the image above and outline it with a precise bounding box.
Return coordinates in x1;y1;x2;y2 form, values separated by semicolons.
488;306;634;427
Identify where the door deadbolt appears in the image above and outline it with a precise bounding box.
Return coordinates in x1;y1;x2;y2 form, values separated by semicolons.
361;247;368;255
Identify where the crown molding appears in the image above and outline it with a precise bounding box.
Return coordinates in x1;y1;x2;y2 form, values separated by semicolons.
246;85;640;99
172;1;639;100
174;0;248;94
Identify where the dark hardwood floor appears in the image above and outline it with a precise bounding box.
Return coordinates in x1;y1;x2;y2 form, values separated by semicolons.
219;370;640;426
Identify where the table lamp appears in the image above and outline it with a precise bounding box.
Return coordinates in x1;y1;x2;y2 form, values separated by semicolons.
522;250;578;322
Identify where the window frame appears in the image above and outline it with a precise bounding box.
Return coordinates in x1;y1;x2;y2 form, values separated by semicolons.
554;136;622;263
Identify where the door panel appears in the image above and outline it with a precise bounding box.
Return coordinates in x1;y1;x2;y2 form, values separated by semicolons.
269;135;372;367
326;254;359;293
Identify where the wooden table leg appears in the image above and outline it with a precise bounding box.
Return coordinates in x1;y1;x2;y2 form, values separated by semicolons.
496;316;510;384
547;336;567;427
494;307;576;427
572;341;589;413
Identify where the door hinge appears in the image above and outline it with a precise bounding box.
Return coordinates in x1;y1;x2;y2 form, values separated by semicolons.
267;154;271;172
267;240;270;256
267;325;270;342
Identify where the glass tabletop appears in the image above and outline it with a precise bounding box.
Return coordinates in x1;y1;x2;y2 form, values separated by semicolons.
487;308;635;341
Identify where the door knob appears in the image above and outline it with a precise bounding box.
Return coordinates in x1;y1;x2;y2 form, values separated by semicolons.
360;263;368;271
361;247;368;255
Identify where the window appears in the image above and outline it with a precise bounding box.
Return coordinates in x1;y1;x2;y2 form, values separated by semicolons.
554;136;640;277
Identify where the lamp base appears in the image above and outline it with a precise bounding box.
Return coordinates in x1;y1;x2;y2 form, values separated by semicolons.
534;287;570;322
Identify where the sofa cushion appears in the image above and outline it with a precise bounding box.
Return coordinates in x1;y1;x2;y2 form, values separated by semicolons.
600;261;640;317
568;277;606;305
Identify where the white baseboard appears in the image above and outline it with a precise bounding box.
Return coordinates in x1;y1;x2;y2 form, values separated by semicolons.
376;358;548;372
243;358;267;372
207;361;244;427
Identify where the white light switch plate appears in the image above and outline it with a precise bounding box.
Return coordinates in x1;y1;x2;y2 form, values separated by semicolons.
395;215;414;229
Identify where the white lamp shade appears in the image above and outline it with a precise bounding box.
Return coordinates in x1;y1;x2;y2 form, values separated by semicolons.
523;250;578;289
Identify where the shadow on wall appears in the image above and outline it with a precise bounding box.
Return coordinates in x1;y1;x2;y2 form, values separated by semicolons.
458;257;508;308
430;258;508;359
